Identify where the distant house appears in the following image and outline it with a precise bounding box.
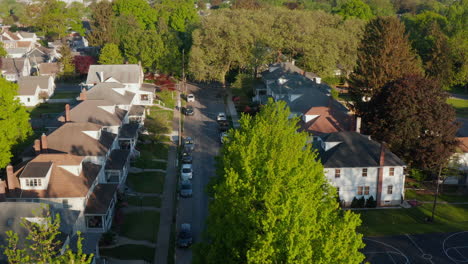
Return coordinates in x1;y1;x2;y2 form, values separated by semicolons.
0;30;37;58
315;132;406;207
38;62;60;77
0;57;31;82
16;76;55;106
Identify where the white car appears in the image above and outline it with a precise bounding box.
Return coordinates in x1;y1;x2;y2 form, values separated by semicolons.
181;164;193;180
187;94;195;102
217;112;227;122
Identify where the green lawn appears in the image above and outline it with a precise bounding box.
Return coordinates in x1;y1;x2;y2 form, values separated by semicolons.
406;189;468;203
136;141;169;160
145;108;173;135
100;245;155;262
27;103;67;118
126;172;165;194
49;92;79;99
358;203;468;236
120;211;160;242
155;90;176;109
126;196;162;208
132;155;167;170
447;98;468;118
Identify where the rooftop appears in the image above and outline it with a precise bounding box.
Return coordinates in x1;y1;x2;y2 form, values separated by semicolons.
105;149;130;170
64;100;127;127
84;184;118;214
17;76;52;96
86;64;142;85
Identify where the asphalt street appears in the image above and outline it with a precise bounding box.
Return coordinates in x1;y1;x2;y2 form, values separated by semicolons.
175;82;225;264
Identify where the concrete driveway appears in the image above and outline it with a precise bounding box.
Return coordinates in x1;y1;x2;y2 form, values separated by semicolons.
175;82;225;264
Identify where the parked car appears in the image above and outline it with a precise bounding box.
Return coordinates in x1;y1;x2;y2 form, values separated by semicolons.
181;163;192;180
220;132;228;144
179;180;193;198
217;112;227;122
177;223;193;248
218;120;229;132
183;137;195;151
181;151;192;164
187;94;195;102
183;106;194;116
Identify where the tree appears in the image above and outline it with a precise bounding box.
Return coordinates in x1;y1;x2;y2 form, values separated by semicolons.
3;206;93;264
0;76;32;168
365;0;395;16
74;55;97;75
365;74;458;170
232;0;262;9
58;45;75;79
336;0;374;20
120;29;164;71
98;43;123;65
88;0;116;46
349;16;422;115
449;31;468;91
423;22;452;87
157;0;199;33
0;43;6;57
195;100;365;264
112;0;158;30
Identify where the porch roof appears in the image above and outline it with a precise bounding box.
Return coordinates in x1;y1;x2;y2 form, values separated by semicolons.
129;105;145;116
105;149;130;170
119;123;139;139
84;184;118;214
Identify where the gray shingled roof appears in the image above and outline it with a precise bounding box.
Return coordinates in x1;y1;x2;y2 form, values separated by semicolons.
1;58;26;75
17;76;51;96
317;132;405;168
85;82;135;105
105;149;130;170
66;100;127;126
19;162;52;178
84;184;118;214
119;123;140;138
129;105;145;116
86;64;141;85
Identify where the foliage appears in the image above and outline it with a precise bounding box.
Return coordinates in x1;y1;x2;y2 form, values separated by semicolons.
112;0;158;30
350;197;359;208
157;0;199;33
0;43;7;57
195;100;365;264
58;45;75;79
189;8;365;84
357;196;366;208
365;74;458;171
0;76;31;168
408;168;427;182
98;43;123;65
73;56;96;75
335;0;374;20
88;0;116;46
3;207;93;264
349;16;422;115
365;0;395;16
120;29;164;71
365;196;377;208
331;87;340;100
231;73;255;97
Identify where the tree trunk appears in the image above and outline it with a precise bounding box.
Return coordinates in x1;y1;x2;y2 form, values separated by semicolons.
430;166;443;222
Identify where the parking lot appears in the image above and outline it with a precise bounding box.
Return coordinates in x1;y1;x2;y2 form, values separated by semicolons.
363;231;468;264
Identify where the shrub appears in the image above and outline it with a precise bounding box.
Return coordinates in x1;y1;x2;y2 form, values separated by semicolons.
331;88;339;100
358;196;366;208
365;196;377;208
409;168;427;182
99;231;116;246
350;197;359;208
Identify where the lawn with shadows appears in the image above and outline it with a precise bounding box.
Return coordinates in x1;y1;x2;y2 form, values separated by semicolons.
100;244;155;262
126;196;162;208
120;211;160;242
447;98;468;118
126;172;165;194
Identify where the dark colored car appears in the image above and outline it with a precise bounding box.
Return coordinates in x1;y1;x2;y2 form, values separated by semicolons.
218;120;229;132
179;180;193;198
183;137;195;151
181;151;192;163
183;106;194;116
177;224;193;248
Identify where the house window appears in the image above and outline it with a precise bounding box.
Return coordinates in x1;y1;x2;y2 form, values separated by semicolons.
362;168;367;177
357;186;363;195
335;169;341;178
387;185;393;194
364;186;370;195
140;94;149;101
63;199;70;208
26;179;42;187
389;168;395;176
27;98;30;102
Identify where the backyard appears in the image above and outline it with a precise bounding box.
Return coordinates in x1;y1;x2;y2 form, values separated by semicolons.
120;210;160;242
447;97;468;118
49;91;79;99
27;102;68;118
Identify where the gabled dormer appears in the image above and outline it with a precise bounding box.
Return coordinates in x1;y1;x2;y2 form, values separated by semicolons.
19;162;53;190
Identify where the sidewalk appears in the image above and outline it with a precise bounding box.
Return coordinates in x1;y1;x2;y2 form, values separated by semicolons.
226;89;240;128
154;91;180;264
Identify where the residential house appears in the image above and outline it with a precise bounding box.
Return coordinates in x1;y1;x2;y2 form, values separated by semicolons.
0;57;31;82
1;30;37;58
85;64;155;105
315;132;406;207
38;62;60;77
16;76;55;106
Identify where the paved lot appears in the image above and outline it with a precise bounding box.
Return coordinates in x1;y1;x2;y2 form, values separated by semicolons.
363;231;468;264
175;83;225;264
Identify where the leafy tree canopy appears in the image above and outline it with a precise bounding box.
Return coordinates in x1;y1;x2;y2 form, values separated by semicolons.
335;0;374;20
0;76;32;168
195;100;365;264
98;43;123;65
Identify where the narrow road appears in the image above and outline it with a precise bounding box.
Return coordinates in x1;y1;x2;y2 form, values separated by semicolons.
175;83;225;264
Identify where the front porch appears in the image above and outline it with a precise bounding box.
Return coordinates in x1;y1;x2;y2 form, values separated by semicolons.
128;105;146;125
84;184;118;233
105;149;131;185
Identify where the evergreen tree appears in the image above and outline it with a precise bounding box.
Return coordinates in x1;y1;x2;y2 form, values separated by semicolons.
195;100;365;264
365;74;458;170
0;77;32;168
58;45;75;79
349;16;422;115
424;22;452;87
98;43;123;65
88;0;116;46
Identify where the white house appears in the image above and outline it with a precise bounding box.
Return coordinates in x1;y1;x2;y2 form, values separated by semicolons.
16;75;55;106
0;57;31;82
316;132;406;207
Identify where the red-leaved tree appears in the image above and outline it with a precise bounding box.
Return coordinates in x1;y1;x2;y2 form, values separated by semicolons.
73;56;96;75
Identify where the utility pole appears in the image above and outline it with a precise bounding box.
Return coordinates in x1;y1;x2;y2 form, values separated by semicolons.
182;49;186;94
430;165;443;222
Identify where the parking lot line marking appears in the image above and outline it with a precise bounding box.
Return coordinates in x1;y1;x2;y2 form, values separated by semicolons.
387;251;397;264
405;234;425;255
443;231;468;263
363;238;410;264
454;248;468;261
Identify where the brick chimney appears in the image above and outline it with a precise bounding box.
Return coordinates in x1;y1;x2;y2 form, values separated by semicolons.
0;180;6;201
376;142;385;207
5;164;18;192
34;139;41;155
41;133;48;153
79;88;87;101
65;104;70;122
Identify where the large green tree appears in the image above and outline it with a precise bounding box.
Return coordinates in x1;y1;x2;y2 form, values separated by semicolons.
88;0;116;47
0;77;32;168
4;207;93;264
336;0;374;20
349;16;422;115
195;100;365;264
98;43;123;65
365;74;458;170
58;45;75;78
112;0;158;30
